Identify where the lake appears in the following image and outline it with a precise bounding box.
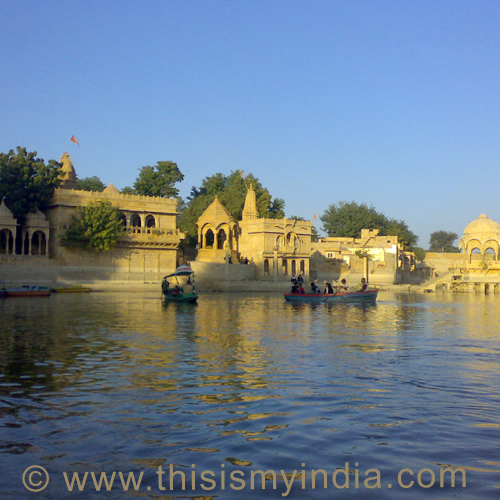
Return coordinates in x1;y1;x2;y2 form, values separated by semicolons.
1;291;499;499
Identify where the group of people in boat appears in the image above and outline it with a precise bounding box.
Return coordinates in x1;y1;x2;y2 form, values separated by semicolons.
290;276;369;294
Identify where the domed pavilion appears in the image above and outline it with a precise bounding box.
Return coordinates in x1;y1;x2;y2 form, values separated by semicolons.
459;214;500;261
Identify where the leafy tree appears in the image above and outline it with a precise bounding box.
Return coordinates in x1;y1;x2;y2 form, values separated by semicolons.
413;247;427;262
320;201;418;250
121;186;135;195
0;146;61;224
76;176;106;192
129;161;184;197
429;230;459;253
320;201;387;239
62;201;124;251
382;219;418;249
179;171;285;244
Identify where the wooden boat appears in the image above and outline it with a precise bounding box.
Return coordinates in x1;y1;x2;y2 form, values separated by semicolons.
161;265;199;303
4;285;51;297
284;289;378;304
50;286;91;293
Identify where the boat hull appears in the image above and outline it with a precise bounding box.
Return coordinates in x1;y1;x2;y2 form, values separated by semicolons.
50;287;91;293
162;293;199;303
5;287;51;297
284;289;378;304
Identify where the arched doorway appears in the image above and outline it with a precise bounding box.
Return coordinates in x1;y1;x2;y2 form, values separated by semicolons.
217;229;227;249
205;229;215;248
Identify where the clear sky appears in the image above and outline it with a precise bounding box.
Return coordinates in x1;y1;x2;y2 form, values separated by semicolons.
2;0;499;247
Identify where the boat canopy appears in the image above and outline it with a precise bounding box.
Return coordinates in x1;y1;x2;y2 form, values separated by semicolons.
163;265;194;279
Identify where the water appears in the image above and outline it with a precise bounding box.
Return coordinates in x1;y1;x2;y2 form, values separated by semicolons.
1;291;499;499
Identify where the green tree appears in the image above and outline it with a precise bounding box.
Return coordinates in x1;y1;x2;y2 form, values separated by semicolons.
62;201;124;251
0;146;61;224
382;219;418;249
179;171;285;245
320;201;388;239
429;230;459;253
413;247;427;262
76;176;106;192
130;161;184;197
320;201;418;250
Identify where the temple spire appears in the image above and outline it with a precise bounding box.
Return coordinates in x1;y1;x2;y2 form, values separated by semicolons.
242;184;258;220
59;152;77;189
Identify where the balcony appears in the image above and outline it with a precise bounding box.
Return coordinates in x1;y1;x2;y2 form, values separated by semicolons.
118;227;184;248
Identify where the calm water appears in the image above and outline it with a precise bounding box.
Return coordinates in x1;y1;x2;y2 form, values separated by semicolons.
1;291;500;499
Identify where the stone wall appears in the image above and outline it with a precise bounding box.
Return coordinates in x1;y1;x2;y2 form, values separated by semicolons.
424;252;467;276
189;261;256;284
0;245;179;286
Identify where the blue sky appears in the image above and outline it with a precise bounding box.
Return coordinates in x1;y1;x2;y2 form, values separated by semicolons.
2;0;500;247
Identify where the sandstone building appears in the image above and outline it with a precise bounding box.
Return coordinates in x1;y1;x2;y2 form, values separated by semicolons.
0;153;183;283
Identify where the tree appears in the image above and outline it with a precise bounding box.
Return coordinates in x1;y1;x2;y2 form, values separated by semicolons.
128;161;184;197
0;146;61;224
320;201;388;239
382;219;418;249
178;171;285;245
429;230;459;253
413;247;427;262
320;201;418;250
62;201;124;251
76;176;106;192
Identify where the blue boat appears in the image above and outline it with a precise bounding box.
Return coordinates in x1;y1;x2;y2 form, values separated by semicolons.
161;265;199;303
284;289;378;304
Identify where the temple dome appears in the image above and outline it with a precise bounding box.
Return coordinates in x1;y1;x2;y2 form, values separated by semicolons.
103;183;120;195
26;208;47;222
463;214;500;238
0;199;15;220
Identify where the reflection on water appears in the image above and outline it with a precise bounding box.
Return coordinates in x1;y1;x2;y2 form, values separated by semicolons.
1;291;500;498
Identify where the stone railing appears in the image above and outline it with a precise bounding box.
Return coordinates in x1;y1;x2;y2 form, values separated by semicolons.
118;227;182;244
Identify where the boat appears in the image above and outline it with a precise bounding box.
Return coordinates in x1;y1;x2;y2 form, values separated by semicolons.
284;289;378;304
50;286;91;293
4;285;51;297
161;265;199;303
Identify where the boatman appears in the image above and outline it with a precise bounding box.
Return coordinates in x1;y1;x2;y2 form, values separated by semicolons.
360;278;368;291
340;279;350;292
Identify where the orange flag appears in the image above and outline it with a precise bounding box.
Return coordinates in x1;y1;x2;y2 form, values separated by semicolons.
313;214;317;220
71;135;79;147
240;170;245;179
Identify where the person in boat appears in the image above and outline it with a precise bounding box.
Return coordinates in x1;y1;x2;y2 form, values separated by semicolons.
360;278;368;291
291;283;299;293
340;279;350;292
310;282;319;293
297;274;304;286
324;283;334;294
172;285;181;296
291;274;297;285
298;284;305;294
